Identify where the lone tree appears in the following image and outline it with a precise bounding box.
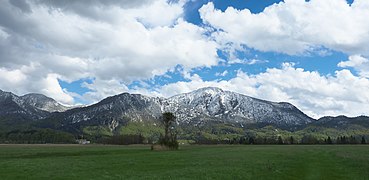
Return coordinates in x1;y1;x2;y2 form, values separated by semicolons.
153;112;178;150
162;112;176;142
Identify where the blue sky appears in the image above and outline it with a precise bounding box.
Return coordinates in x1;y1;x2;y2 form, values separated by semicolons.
124;0;350;90
0;0;369;118
184;0;284;23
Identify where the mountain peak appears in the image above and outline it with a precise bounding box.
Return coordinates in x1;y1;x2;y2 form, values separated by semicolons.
191;87;224;95
22;93;52;100
20;93;68;112
197;86;223;91
1;88;314;130
0;89;17;99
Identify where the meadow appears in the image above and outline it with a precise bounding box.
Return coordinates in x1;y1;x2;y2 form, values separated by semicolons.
0;144;368;180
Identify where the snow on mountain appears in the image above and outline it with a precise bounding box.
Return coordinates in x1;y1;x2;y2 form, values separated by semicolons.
0;87;314;130
21;93;69;112
164;87;313;126
0;90;50;120
61;93;164;131
56;87;313;130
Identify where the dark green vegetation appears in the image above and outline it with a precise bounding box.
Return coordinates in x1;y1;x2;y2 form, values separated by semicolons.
0;145;368;179
0;102;368;144
80;117;369;145
1;118;369;145
0;128;76;144
1;88;369;145
156;112;179;150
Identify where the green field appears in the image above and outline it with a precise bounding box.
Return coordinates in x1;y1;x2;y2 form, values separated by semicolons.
0;145;368;180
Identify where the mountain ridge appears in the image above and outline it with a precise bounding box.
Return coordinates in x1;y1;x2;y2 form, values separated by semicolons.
0;90;49;121
1;87;368;133
33;86;313;134
1;88;369;144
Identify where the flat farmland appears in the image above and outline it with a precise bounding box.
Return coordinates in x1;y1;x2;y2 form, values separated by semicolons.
0;144;368;179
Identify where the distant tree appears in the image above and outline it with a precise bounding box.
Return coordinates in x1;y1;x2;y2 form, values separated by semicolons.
340;136;348;144
335;137;339;144
277;136;283;144
338;136;343;144
254;137;264;144
301;135;318;144
289;136;294;144
349;136;357;144
239;137;246;144
326;136;332;144
361;136;366;144
248;137;255;144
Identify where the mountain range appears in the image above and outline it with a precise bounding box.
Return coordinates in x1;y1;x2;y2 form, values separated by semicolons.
0;89;67;123
0;87;368;143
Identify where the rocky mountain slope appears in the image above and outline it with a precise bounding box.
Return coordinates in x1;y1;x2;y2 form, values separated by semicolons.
55;93;163;131
20;93;69;112
0;90;69;121
0;90;49;121
1;88;368;139
164;87;313;126
49;87;313;131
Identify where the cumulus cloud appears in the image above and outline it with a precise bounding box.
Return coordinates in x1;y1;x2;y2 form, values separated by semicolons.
0;65;74;104
1;0;369;118
81;78;129;104
228;58;268;65
338;55;369;78
36;0;152;10
0;0;218;104
215;70;228;77
199;0;369;55
34;0;187;27
152;64;369;118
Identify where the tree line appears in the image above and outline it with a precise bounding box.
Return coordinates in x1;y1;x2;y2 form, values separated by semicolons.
97;134;145;145
0;129;76;144
193;135;367;145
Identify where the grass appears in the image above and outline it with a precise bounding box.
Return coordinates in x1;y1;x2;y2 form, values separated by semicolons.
0;145;368;180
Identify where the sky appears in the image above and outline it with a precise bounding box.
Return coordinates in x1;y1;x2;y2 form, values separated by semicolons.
0;0;369;118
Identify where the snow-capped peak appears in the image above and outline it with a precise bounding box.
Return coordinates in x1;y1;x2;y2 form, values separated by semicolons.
20;93;69;112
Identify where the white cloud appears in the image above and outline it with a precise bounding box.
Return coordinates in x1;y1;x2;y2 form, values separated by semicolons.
1;0;369;119
40;74;75;105
338;55;369;78
228;58;268;65
0;68;27;85
128;0;186;27
199;0;369;55
81;78;129;104
0;0;218;103
215;70;228;77
0;66;74;105
152;64;369;118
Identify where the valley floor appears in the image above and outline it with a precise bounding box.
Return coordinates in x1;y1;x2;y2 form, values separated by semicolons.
0;144;368;179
